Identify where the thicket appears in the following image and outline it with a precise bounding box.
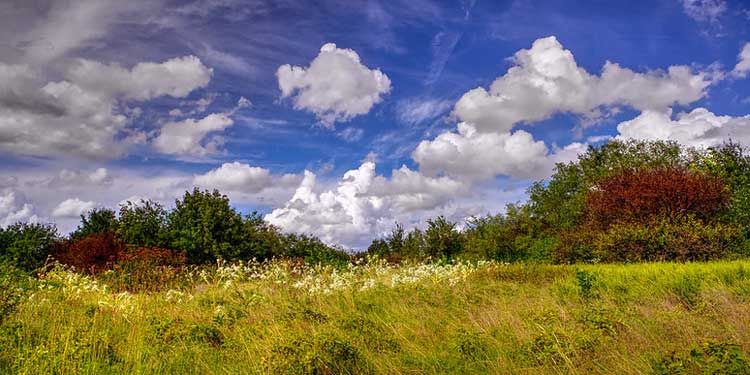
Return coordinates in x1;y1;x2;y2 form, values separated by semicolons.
0;188;348;279
367;140;750;264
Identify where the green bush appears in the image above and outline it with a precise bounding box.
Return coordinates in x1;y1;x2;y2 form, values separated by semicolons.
0;223;59;271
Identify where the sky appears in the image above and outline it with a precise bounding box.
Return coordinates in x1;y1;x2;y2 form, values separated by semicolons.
0;0;749;249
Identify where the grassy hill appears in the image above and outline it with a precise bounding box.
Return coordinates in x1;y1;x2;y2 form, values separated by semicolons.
3;259;750;374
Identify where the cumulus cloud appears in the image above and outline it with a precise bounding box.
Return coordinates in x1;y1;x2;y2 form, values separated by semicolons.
153;113;234;156
452;36;712;133
0;190;40;227
414;36;715;183
65;56;212;100
277;43;391;127
265;162;467;247
413;123;585;181
52;198;96;218
616;107;750;147
193;162;273;193
732;43;750;78
0;56;211;159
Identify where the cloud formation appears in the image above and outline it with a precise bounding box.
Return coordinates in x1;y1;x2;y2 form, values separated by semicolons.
52;198;96;218
0;56;211;159
277;43;392;127
265;162;467;247
0;190;39;227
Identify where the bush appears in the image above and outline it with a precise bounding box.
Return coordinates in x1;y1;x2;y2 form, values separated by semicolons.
586;168;729;229
0;223;59;271
53;232;125;274
282;234;350;267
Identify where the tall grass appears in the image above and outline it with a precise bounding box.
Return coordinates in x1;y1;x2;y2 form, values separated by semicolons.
3;259;750;374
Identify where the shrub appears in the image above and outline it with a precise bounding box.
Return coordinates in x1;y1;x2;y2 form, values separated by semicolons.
281;233;350;267
589;217;741;263
53;232;124;274
586;168;730;229
0;223;59;271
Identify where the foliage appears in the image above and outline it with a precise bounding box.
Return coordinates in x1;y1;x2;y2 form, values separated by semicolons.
424;216;462;260
53;232;125;274
70;208;118;241
117;199;169;248
653;341;750;374
0;223;59;271
585;167;729;229
166;188;257;264
281;233;350;267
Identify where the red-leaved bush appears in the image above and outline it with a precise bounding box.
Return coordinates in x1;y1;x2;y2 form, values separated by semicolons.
585;168;730;229
53;232;124;274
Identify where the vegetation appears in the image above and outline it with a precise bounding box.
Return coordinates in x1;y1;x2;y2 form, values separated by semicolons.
2;259;750;373
2;139;750;373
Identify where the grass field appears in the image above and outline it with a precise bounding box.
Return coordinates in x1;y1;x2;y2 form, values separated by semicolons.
3;259;750;374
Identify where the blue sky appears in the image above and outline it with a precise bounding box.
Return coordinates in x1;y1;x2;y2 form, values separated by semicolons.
0;0;749;248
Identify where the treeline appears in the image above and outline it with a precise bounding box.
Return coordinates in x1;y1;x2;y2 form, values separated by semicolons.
2;139;750;274
367;140;750;264
0;189;349;273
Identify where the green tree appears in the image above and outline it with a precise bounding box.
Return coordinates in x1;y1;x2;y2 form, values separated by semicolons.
0;223;59;271
117;199;169;248
167;189;249;264
424;216;462;261
70;208;117;241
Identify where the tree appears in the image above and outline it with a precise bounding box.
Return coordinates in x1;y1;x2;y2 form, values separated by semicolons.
424;216;462;260
117;199;169;248
70;208;117;241
167;189;248;264
0;223;59;271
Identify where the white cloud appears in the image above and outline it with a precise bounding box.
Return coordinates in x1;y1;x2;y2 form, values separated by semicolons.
0;56;211;159
193;162;273;193
616;107;750;147
415;36;713;183
277;43;391;127
732;43;750;78
452;36;712;134
265;162;467;247
396;97;453;125
681;0;727;23
0;189;39;228
52;198;97;218
65;56;212;100
153;113;234;156
413;122;584;181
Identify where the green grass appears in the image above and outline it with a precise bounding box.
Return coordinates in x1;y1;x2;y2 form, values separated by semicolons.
3;260;750;374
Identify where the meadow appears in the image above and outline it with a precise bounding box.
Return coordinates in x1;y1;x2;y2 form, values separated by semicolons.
3;258;750;374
